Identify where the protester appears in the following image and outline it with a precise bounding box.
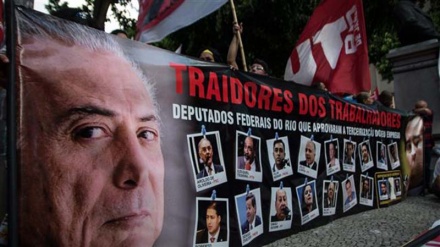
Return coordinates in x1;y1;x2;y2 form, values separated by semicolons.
110;29;129;39
198;47;223;63
378;90;395;108
355;91;374;105
227;22;269;75
312;81;328;91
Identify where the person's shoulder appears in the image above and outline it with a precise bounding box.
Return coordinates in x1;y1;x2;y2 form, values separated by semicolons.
256;215;262;224
299;160;306;165
196;228;207;243
218;228;227;241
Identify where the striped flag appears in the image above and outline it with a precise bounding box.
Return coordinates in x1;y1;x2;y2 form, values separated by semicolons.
136;0;227;43
284;0;371;95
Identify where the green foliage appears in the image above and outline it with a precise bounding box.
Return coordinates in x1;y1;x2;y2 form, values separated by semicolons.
45;0;137;38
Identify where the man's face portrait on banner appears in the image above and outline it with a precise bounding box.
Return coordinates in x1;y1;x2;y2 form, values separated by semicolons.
405;115;424;188
17;12;164;247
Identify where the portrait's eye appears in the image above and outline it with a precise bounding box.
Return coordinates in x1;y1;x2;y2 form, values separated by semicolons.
139;130;157;141
74;126;106;139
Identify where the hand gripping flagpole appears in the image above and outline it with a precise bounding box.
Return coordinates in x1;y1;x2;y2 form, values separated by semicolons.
229;0;247;72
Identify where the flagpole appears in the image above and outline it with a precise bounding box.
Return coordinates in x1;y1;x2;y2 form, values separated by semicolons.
229;0;247;72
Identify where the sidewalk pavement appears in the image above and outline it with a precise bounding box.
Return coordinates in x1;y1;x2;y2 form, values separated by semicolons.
265;194;440;247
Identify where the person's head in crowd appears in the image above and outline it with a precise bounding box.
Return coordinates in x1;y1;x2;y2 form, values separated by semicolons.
381;182;388;195
356;91;374;105
198;138;214;167
305;140;316;166
345;179;353;197
302;184;314;213
198;47;223;63
312;81;328;91
274;189;289;220
249;58;268;75
273;139;286;170
17;10;164;246
378;90;395;108
244;136;256;164
361;143;370;163
363;178;370;194
327;182;335;201
405;115;424;188
110;29;129;39
51;7;94;28
245;193;257;224
205;202;222;236
414;99;428;111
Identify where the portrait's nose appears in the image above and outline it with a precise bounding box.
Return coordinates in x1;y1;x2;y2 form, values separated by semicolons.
113;132;149;189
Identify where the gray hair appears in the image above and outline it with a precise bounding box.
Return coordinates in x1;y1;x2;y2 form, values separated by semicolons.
16;7;159;117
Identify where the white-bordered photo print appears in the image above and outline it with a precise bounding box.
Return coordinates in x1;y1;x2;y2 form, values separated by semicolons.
359;174;374;207
343;139;356;172
358;140;373;172
394;176;402;197
297;135;321;179
342;175;357;212
235;131;262;182
269;186;293;232
376;141;388;170
296;180;319;225
234;188;263;246
388;142;400;170
322;180;339;216
187;131;227;192
194;197;229;246
378;179;389;201
324;138;341;176
267;136;293;181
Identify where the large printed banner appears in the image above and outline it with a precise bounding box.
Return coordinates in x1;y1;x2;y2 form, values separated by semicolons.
15;7;419;247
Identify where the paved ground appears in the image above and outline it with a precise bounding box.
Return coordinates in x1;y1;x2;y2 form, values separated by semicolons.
264;194;440;247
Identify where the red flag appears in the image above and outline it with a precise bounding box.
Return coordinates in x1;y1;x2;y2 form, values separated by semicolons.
371;87;379;101
284;0;371;95
136;0;227;43
0;0;4;45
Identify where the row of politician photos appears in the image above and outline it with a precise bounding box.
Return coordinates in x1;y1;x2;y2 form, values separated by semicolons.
194;174;401;246
188;130;401;192
189;130;402;245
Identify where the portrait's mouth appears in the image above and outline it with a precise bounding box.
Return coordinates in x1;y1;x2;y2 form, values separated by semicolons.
104;211;151;228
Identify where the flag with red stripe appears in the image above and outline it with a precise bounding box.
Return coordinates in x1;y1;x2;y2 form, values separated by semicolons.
136;0;227;43
284;0;371;94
